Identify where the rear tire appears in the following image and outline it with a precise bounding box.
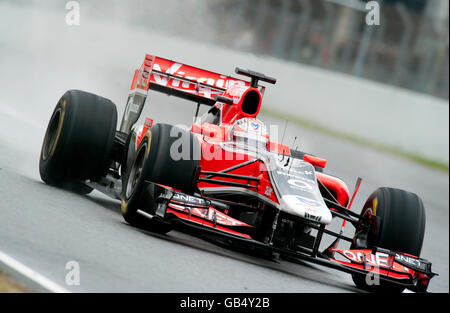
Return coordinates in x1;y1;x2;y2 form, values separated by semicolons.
351;187;426;292
121;123;200;233
39;90;117;194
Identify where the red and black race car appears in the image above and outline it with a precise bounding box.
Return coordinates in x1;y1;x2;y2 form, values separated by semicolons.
39;54;436;292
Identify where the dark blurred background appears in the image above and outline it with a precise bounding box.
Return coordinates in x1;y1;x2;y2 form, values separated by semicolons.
182;0;449;100
195;0;449;100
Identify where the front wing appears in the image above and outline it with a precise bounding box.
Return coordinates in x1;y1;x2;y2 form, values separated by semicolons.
143;185;436;292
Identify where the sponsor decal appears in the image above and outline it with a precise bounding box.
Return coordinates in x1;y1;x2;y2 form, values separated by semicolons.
288;168;313;176
172;193;207;206
250;121;260;130
295;196;321;208
152;62;183;85
264;186;273;197
287;179;313;191
282;195;332;224
336;249;429;275
150;62;246;100
341;250;390;268
395;254;427;271
305;212;321;222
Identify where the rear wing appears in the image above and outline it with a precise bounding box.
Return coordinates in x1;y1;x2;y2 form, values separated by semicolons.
131;54;263;106
120;54;268;134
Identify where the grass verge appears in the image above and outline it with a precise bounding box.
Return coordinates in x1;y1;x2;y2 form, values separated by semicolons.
261;108;449;173
0;271;28;293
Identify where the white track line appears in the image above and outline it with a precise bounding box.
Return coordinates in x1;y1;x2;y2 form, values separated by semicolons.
0;250;70;293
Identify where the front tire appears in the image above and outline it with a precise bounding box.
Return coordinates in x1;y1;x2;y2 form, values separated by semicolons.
352;187;426;292
39;90;118;193
121;123;200;233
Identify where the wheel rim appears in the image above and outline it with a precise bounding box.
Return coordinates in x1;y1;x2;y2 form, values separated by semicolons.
353;207;375;249
125;145;146;199
42;108;62;161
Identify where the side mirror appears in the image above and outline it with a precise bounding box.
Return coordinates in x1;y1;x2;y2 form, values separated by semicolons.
303;154;327;169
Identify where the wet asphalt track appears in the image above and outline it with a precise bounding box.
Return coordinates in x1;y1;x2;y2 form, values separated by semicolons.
0;2;448;292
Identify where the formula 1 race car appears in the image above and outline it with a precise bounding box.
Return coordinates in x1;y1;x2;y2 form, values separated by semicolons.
39;54;436;292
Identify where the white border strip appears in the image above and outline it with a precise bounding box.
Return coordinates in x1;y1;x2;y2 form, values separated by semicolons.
0;250;70;293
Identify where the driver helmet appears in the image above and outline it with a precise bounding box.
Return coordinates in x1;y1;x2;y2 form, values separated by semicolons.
229;118;269;149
